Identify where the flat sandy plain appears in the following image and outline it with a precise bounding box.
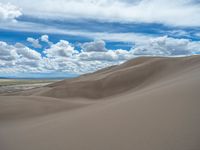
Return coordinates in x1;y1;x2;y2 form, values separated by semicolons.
0;79;58;94
0;56;200;150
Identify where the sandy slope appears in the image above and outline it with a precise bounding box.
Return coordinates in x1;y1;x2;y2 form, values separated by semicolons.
38;56;200;99
0;56;200;150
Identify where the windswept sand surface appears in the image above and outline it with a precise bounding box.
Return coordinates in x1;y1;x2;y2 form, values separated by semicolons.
0;56;200;150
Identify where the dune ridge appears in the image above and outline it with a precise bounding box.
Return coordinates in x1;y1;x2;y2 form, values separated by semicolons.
35;56;200;99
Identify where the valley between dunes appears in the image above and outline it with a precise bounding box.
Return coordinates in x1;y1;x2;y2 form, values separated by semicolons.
0;56;200;150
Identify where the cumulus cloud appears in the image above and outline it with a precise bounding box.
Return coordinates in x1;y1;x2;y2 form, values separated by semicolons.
0;2;22;22
132;36;200;56
80;40;134;62
81;40;107;52
0;39;133;74
44;40;78;58
26;35;54;49
40;35;48;42
0;41;18;61
1;36;200;75
79;51;117;61
79;50;133;62
43;37;200;74
15;43;41;60
40;35;53;45
0;41;42;73
0;42;41;61
27;37;42;48
16;58;40;68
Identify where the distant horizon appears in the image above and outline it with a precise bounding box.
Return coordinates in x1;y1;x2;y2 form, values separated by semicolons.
0;73;79;79
0;76;77;79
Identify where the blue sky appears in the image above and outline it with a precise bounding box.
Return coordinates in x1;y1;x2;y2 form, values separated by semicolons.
0;0;200;77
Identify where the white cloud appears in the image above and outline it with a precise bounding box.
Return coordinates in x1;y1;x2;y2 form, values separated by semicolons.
16;58;40;68
1;36;200;75
81;40;107;52
1;0;200;26
15;43;42;60
26;35;54;49
0;39;133;74
40;34;53;45
0;42;41;62
0;41;18;61
0;2;22;22
115;49;134;60
44;40;78;58
132;36;200;56
40;35;48;42
0;41;42;74
27;37;42;48
79;51;117;61
79;50;134;62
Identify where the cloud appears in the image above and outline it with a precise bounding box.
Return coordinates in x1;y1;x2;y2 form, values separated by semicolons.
79;49;134;62
0;42;41;62
0;2;22;22
79;40;134;62
40;35;53;45
27;37;42;48
79;51;117;61
0;39;132;74
40;35;48;43
0;41;18;61
81;40;107;52
132;36;200;56
16;58;40;68
15;43;42;60
44;40;78;58
0;41;42;74
26;35;54;49
1;0;200;26
1;36;200;75
0;21;152;43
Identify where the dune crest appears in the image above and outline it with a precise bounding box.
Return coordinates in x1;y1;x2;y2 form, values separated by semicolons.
36;56;200;99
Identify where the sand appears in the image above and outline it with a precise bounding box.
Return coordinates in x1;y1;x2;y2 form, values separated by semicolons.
0;79;58;95
0;56;200;150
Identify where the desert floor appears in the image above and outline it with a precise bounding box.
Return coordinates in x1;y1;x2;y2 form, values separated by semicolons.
0;56;200;150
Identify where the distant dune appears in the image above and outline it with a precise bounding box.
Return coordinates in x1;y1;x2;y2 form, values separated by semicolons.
0;56;200;150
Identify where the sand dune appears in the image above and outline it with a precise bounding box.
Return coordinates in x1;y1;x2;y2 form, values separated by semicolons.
36;55;200;99
0;56;200;150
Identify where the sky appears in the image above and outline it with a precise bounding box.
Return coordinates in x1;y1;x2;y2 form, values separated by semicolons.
0;0;200;78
